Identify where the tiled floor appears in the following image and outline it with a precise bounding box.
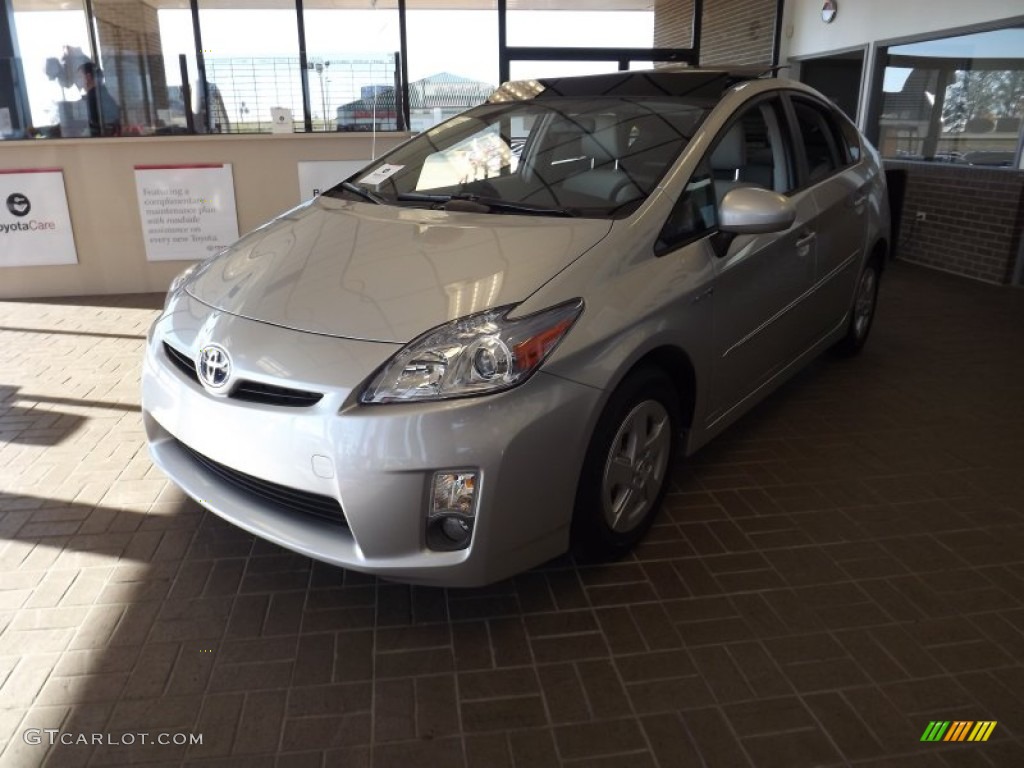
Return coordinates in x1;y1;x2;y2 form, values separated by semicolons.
1;261;1023;768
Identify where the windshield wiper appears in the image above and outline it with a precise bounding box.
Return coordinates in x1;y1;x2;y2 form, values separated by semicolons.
459;195;577;217
393;191;450;204
395;192;576;217
335;181;386;205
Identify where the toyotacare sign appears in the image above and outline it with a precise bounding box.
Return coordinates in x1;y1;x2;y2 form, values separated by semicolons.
0;169;78;267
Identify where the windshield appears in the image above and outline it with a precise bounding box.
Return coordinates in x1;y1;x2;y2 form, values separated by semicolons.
325;98;708;218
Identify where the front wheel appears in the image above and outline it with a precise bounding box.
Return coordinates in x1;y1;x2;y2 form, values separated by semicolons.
835;258;881;355
572;367;680;561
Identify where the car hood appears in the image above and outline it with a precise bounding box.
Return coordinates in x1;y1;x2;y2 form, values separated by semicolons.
186;196;612;343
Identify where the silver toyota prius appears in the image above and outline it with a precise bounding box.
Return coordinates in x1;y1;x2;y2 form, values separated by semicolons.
143;69;890;586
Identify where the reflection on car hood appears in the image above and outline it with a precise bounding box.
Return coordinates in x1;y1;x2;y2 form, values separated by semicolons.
186;196;613;343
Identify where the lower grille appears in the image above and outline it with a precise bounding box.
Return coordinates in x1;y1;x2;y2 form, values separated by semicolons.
233;381;323;407
177;440;346;527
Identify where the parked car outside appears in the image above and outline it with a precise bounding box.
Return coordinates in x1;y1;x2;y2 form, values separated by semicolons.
142;68;890;586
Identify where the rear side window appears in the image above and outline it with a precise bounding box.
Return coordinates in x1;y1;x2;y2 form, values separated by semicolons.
791;98;843;185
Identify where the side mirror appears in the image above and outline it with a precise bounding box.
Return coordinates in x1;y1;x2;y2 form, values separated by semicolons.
718;187;796;234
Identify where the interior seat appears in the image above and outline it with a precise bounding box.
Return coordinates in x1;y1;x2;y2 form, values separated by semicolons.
560;168;641;205
710;123;756;204
618;119;684;192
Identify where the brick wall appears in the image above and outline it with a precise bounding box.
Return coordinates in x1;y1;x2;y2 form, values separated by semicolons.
654;0;695;49
653;0;776;65
699;0;776;67
886;160;1024;285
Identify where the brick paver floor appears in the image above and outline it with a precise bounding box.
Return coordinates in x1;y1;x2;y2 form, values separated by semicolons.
1;261;1023;767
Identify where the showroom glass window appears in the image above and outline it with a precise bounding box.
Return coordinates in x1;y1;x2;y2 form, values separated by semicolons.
507;0;654;50
87;0;195;136
507;0;655;82
875;26;1024;168
303;2;401;132
10;0;92;138
12;0;204;137
405;0;498;132
197;0;303;133
154;5;198;134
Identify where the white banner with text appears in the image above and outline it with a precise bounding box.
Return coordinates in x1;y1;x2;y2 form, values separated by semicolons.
134;164;239;262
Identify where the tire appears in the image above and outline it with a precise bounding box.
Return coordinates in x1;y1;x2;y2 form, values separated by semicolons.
835;257;881;356
571;367;680;561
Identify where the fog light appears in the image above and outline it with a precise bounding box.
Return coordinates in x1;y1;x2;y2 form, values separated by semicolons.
427;471;477;551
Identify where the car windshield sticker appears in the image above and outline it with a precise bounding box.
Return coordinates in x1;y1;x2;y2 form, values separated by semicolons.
359;164;404;186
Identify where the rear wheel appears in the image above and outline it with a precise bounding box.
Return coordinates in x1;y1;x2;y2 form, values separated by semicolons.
572;367;680;561
835;257;881;355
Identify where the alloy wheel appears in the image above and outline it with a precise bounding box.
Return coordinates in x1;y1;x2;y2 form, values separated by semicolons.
601;399;672;533
853;267;877;340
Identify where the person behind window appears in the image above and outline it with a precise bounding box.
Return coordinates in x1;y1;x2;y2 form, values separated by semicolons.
77;62;121;137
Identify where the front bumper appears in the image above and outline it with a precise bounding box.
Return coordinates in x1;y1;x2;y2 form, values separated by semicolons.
142;295;600;586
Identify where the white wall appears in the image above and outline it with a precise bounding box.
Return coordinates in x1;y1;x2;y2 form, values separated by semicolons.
0;133;408;299
780;0;1022;61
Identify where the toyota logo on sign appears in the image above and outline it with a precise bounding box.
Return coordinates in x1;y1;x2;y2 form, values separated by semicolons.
197;344;232;392
6;193;30;217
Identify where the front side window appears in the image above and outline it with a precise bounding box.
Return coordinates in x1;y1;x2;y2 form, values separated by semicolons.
327;98;708;219
657;98;792;253
656;159;716;254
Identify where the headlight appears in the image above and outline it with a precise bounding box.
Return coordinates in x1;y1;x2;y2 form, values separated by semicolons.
361;299;584;403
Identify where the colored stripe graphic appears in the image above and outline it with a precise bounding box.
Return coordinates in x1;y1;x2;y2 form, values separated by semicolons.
968;722;997;742
921;720;997;742
944;721;972;741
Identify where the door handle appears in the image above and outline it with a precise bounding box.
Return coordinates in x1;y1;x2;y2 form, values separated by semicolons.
795;230;816;257
852;194;867;211
690;286;715;305
795;231;816;250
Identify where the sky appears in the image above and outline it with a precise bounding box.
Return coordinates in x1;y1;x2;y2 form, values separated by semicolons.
13;7;653;128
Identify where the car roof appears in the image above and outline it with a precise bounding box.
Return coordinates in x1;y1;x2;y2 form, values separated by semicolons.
487;67;786;105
